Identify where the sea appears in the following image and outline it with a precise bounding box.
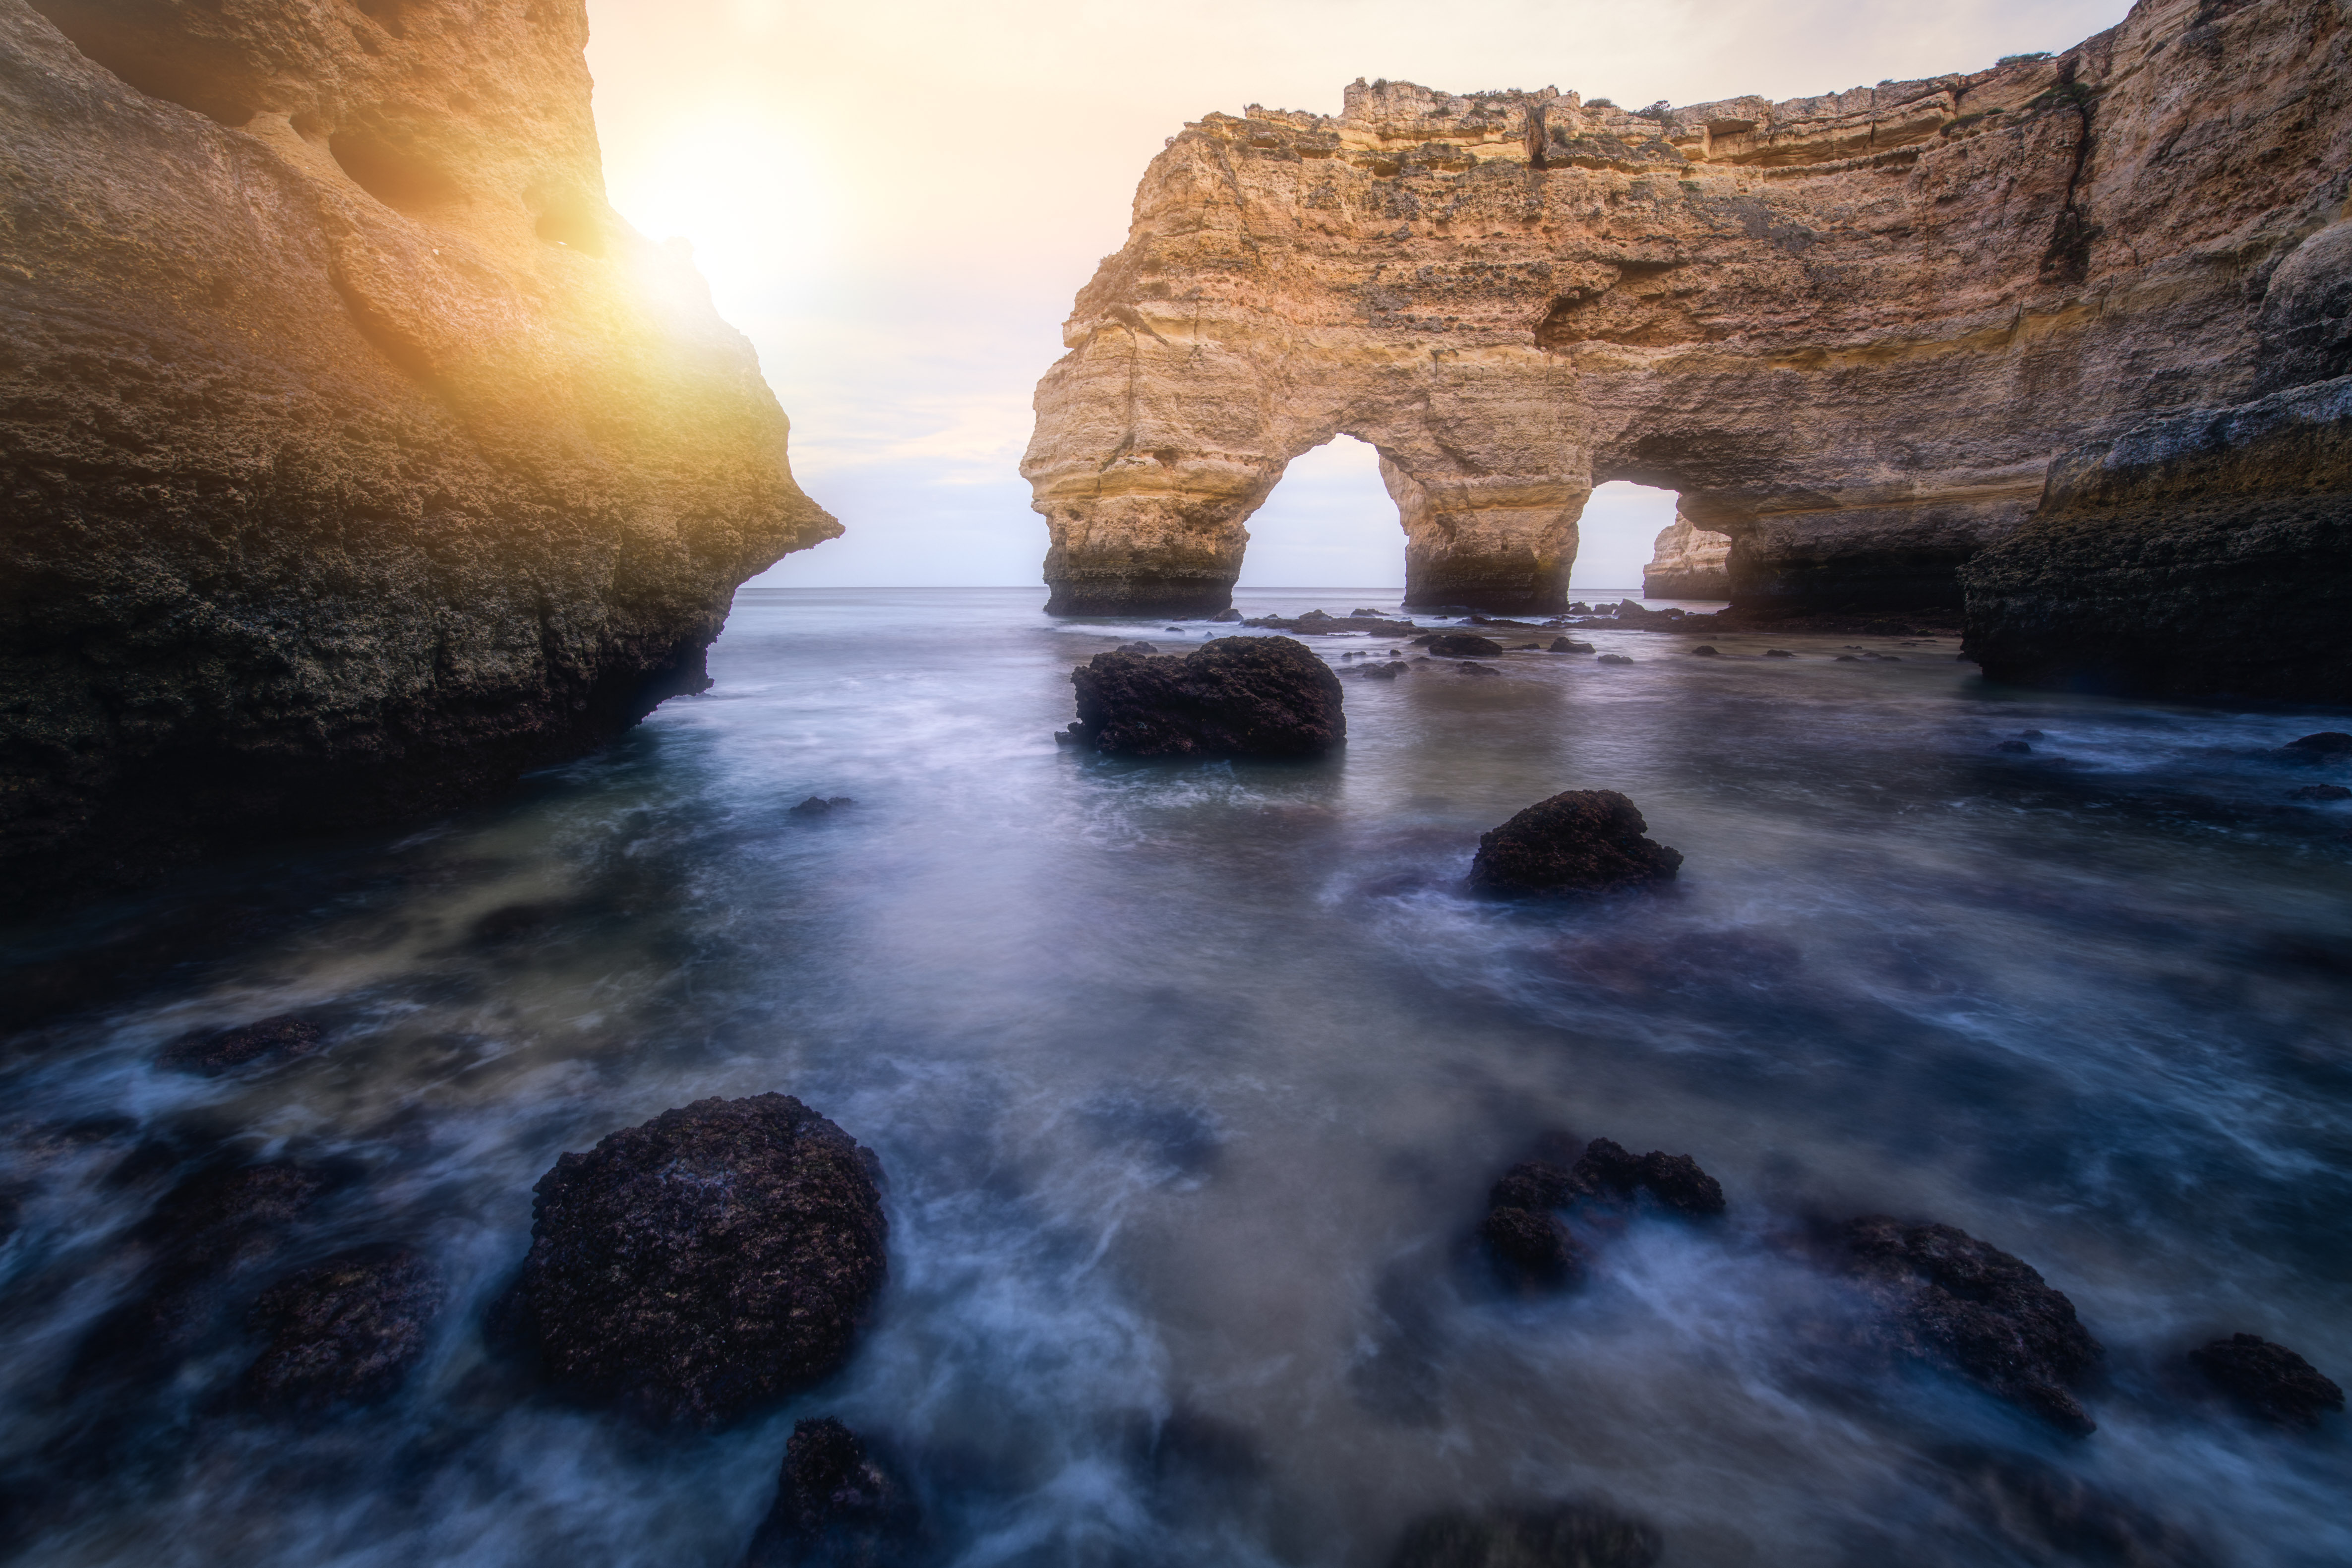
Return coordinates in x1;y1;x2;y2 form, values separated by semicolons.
0;585;2346;1567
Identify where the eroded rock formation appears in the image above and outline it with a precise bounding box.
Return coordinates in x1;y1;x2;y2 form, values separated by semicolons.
0;0;836;903
1024;0;2351;630
1642;513;1731;599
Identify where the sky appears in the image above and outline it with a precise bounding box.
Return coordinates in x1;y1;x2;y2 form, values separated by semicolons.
583;0;2131;591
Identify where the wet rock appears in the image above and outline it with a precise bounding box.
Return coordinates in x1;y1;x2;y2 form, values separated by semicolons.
2288;784;2352;801
1456;662;1502;678
156;1016;324;1076
1164;626;1185;633
1834;1216;2103;1434
241;1244;444;1414
1689;645;1721;657
1996;740;2034;753
1917;1447;2216;1568
743;1417;923;1568
1117;641;1160;654
1467;791;1683;897
2020;729;2046;739
1352;608;1386;618
1764;649;1795;658
1570;1139;1726;1218
1068;637;1345;758
1478;1205;1587;1291
791;796;858;815
2282;730;2352;758
1548;639;1593;653
1836;654;1862;662
73;1161;329;1381
1387;1499;1662;1568
1357;662;1410;680
1210;607;1244;622
1596;654;1633;665
1511;642;1544;650
1423;635;1504;658
2188;1333;2344;1428
505;1094;889;1429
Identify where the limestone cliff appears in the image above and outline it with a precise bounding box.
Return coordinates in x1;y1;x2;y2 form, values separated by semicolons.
0;0;836;901
1642;513;1731;599
1023;0;2351;622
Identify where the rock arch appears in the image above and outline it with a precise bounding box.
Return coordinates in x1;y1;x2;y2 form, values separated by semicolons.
1024;0;2352;624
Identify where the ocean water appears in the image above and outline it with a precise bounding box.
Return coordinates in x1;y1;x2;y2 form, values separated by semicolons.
1;585;2347;1567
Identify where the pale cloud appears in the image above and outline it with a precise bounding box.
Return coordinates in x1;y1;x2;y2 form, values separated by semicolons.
585;0;2132;590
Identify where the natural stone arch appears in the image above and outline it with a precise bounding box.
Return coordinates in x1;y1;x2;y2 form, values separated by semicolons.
1025;3;2352;620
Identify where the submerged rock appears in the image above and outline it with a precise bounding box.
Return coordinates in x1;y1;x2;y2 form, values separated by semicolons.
1834;1216;2103;1435
1467;792;1683;897
241;1244;444;1414
1210;608;1244;622
1117;641;1160;654
2287;784;2352;801
1477;1139;1723;1291
2282;730;2352;759
1596;654;1634;665
1356;661;1411;680
1548;639;1593;653
505;1094;888;1429
1387;1499;1662;1568
1917;1447;2216;1568
2188;1333;2344;1428
743;1417;923;1568
73;1161;329;1382
1689;645;1721;657
1764;649;1795;658
790;796;857;815
156;1016;324;1075
1069;637;1344;757
1478;1205;1587;1291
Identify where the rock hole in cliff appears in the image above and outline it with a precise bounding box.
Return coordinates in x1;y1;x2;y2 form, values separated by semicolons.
1575;482;1687;595
27;1;264;125
329;131;461;215
1235;436;1404;590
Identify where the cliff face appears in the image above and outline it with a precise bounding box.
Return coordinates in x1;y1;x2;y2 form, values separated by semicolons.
1642;514;1731;599
1023;0;2352;620
0;0;836;900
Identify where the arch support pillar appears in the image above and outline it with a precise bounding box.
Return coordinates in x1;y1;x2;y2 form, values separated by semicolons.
1384;458;1587;613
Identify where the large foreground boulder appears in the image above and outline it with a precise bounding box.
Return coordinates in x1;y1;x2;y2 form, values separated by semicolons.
1066;637;1344;756
1835;1216;2103;1435
1467;792;1683;896
505;1094;888;1429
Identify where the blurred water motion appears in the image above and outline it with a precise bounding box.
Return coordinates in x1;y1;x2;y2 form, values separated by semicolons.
0;587;2346;1567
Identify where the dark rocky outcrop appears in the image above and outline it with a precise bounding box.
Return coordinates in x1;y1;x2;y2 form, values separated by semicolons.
1067;637;1344;757
1422;635;1504;658
2288;784;2351;801
241;1244;444;1414
503;1094;888;1430
1387;1499;1661;1568
73;1160;328;1384
2282;731;2352;758
2188;1333;2344;1429
1478;1138;1723;1290
0;0;836;908
157;1015;324;1075
743;1417;924;1568
1833;1216;2103;1435
1962;373;2352;701
1467;791;1682;896
1548;639;1592;653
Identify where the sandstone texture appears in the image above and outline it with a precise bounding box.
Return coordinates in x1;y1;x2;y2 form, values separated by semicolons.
505;1094;888;1430
1024;0;2352;635
1962;371;2352;699
1066;636;1344;757
1641;514;1731;599
1467;791;1682;895
0;0;837;905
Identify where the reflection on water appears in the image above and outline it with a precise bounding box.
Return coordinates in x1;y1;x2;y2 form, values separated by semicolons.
1;587;2347;1567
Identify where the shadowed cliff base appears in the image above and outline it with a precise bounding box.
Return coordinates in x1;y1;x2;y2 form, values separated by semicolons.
0;0;837;908
1023;0;2352;694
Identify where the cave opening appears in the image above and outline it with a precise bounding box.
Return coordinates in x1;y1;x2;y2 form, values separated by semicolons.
329;131;462;215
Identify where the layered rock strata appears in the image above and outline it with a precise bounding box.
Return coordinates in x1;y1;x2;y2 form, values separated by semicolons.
0;0;836;903
1642;514;1731;599
1024;0;2351;625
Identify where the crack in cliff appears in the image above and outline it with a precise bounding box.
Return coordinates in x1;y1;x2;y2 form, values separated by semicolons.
2039;59;2104;284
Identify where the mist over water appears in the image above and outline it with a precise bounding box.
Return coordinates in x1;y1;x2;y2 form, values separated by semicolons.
3;586;2348;1567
